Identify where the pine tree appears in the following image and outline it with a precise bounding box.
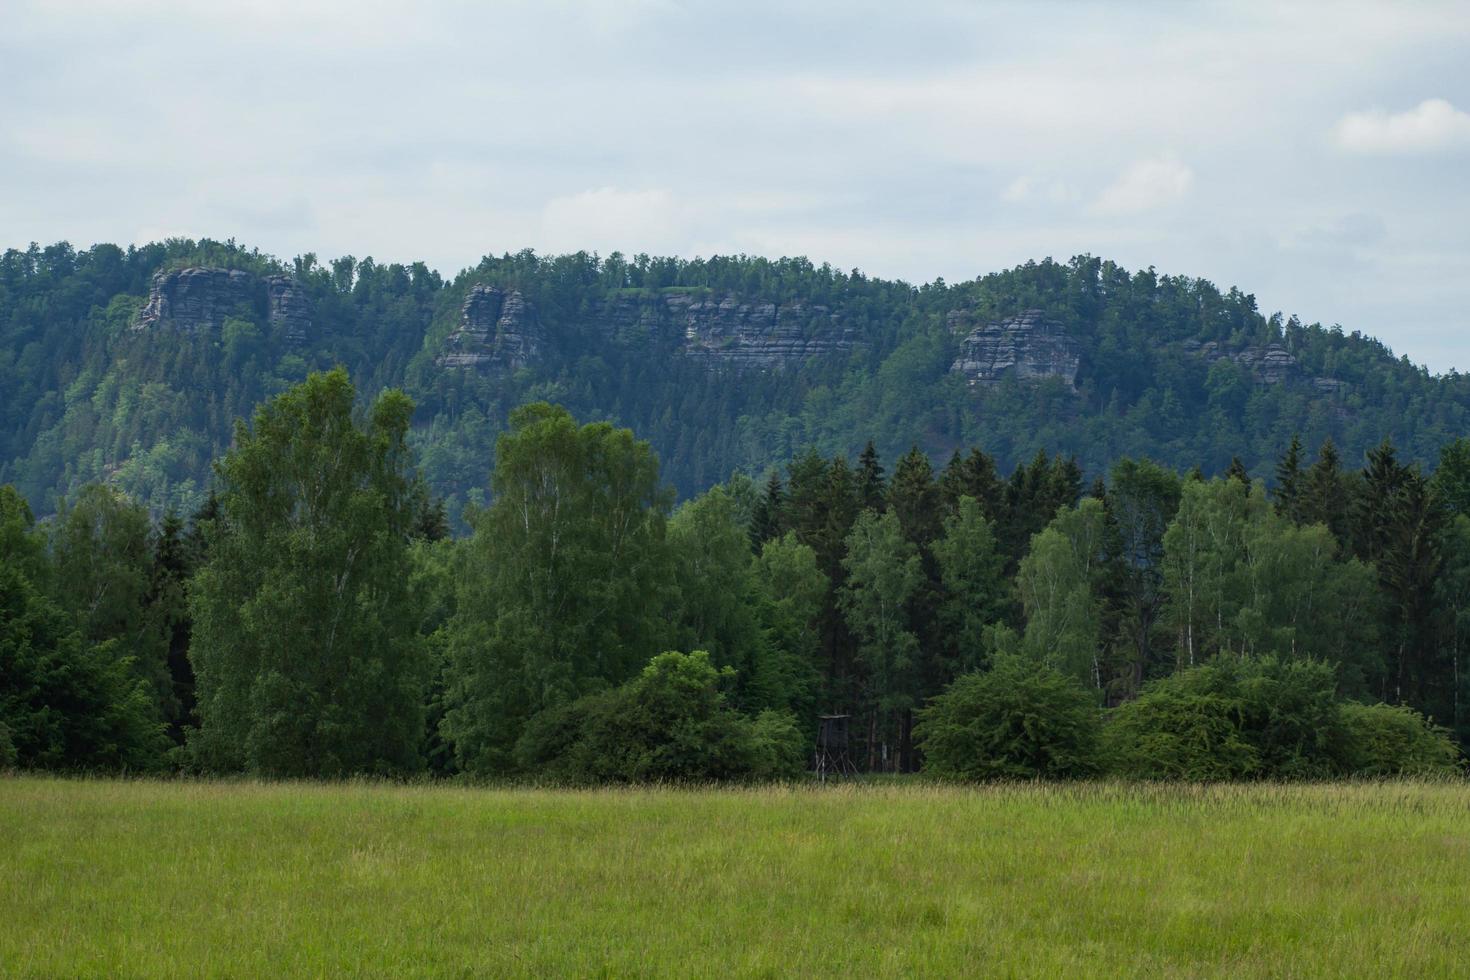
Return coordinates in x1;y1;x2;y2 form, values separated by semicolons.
1274;434;1304;523
1226;456;1250;484
856;439;886;513
749;472;786;551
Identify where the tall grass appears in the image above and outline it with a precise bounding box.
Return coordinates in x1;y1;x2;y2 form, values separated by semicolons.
3;777;1468;977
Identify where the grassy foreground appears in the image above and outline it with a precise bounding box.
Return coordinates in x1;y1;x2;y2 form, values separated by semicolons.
2;778;1469;977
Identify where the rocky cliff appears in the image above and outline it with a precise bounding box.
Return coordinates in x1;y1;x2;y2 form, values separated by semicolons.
440;287;859;371
1184;340;1347;394
948;309;1082;389
133;266;311;342
673;294;857;370
438;285;542;370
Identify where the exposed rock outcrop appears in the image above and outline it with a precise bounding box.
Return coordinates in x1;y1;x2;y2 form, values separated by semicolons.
133;267;257;335
674;294;857;370
1184;340;1346;394
133;266;311;343
438;288;859;371
948;309;1081;389
438;285;542;370
265;275;312;345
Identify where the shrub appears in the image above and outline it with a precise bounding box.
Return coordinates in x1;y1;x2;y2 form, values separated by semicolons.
1339;702;1462;777
0;722;14;770
1103;656;1348;779
914;655;1102;780
514;651;805;783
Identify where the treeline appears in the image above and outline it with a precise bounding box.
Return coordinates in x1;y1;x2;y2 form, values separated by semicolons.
9;239;1470;523
2;369;1466;780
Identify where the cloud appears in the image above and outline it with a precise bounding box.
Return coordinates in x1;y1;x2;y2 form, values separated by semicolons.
1000;175;1080;206
540;187;682;255
1088;154;1194;216
1334;98;1470;154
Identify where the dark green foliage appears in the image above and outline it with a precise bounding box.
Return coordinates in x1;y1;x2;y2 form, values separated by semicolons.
1103;656;1348;779
9;241;1470;530
1338;702;1462;777
914;656;1102;780
188;369;426;776
513;650;805;783
0;562;166;770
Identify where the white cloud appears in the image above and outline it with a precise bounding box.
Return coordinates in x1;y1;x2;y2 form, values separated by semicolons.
540;188;682;255
1088;154;1194;216
1000;176;1080;206
1334;98;1470;154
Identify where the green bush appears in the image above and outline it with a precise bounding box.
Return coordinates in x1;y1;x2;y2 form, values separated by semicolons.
514;650;805;783
1103;656;1347;780
0;722;15;769
1339;702;1462;777
914;656;1102;780
1102;687;1259;779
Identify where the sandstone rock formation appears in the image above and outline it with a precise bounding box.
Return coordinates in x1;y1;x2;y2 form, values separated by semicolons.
948;309;1082;389
438;285;542;370
674;294;857;370
265;275;312;345
1184;339;1346;393
133;267;257;335
133;266;311;343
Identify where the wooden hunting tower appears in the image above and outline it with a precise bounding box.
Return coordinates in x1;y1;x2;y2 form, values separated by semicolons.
813;714;860;781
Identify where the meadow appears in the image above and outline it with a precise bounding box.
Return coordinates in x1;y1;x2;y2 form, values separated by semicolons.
2;777;1469;977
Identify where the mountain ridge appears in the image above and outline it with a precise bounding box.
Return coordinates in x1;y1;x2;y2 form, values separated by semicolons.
1;239;1463;520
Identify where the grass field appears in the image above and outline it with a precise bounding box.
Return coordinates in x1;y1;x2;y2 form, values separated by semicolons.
3;778;1469;977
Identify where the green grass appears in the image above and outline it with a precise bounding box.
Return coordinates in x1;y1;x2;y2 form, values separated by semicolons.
3;778;1469;977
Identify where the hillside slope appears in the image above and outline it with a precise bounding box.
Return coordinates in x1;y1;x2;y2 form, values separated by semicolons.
2;239;1465;518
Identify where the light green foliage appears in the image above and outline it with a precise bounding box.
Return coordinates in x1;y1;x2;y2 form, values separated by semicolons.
1017;497;1108;687
1161;479;1379;687
188;369;426;776
932;496;1006;672
1103;656;1348;779
1338;702;1462;776
749;533;826;723
441;403;673;774
840;509;923;740
915;656;1102;779
666;488;765;696
513;650;804;783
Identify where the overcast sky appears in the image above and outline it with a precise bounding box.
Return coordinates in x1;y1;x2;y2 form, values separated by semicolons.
4;1;1469;370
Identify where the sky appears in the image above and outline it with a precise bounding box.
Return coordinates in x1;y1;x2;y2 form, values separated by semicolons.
3;0;1469;371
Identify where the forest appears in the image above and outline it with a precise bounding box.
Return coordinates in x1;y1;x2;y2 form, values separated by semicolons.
6;238;1470;529
3;365;1466;781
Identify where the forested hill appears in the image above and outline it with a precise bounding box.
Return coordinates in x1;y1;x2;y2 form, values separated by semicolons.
3;238;1466;519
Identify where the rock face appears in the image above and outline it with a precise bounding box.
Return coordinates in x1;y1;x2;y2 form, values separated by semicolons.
438;285;541;370
265;275;312;345
1184;340;1346;393
133;266;310;343
673;294;856;369
134;267;257;335
948;309;1082;389
438;287;858;372
1185;340;1299;384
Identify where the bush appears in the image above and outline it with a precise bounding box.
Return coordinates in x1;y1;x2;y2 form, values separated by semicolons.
1103;656;1348;780
914;656;1102;780
1102;687;1259;779
0;722;14;770
1339;702;1462;777
514;651;805;783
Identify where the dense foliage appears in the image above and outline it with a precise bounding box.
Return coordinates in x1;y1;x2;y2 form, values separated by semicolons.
8;239;1470;527
4;355;1470;781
